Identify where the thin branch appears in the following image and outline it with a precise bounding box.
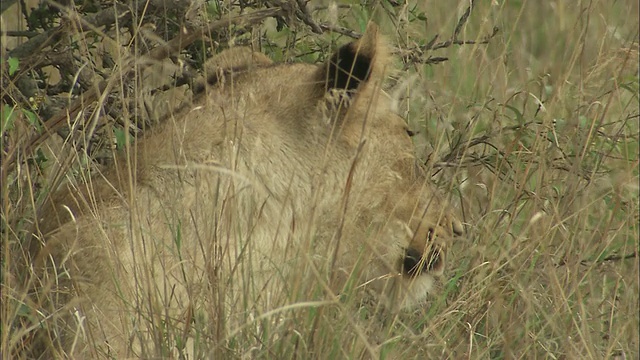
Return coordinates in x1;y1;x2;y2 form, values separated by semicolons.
295;0;323;34
310;4;353;12
318;23;361;39
401;0;499;67
429;26;499;51
8;2;129;59
287;0;361;38
7;26;67;60
422;56;449;65
0;30;40;38
556;252;638;267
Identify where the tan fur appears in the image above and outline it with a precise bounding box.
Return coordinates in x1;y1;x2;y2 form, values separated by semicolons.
31;24;463;358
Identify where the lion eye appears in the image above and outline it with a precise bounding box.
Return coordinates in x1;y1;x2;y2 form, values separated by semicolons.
406;129;418;137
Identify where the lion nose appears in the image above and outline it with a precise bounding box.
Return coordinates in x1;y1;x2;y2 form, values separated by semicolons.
403;246;445;277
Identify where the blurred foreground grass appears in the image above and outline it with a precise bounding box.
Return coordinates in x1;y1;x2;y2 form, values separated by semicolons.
1;0;637;358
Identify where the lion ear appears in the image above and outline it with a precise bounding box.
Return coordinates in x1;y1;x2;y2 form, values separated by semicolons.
323;23;388;92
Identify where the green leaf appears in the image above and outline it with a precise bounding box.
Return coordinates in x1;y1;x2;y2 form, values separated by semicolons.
8;57;19;76
206;1;220;17
620;79;639;101
22;109;42;132
578;115;589;128
504;104;524;124
114;127;127;150
1;104;16;132
35;148;48;164
353;6;370;33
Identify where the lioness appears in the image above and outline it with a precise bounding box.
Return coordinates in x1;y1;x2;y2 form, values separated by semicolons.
28;23;463;358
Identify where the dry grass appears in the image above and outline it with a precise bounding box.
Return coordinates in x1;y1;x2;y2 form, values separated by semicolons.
392;1;639;358
2;0;638;359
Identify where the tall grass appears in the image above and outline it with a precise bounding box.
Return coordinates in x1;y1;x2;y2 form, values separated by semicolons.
390;1;639;358
2;0;638;358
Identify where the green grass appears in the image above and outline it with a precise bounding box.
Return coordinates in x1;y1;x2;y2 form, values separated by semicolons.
2;0;638;358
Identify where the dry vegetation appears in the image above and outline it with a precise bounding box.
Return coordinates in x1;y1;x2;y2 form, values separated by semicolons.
1;0;638;359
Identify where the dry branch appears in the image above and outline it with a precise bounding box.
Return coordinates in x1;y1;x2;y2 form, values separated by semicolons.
1;6;285;179
8;1;138;59
400;0;499;66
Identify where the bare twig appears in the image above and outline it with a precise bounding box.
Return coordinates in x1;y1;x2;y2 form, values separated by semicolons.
423;56;449;65
587;252;637;264
7;1;134;59
0;30;40;38
295;0;323;34
6;26;67;60
276;0;361;38
401;0;499;66
310;4;353;12
556;252;638;267
319;23;361;39
428;26;499;51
